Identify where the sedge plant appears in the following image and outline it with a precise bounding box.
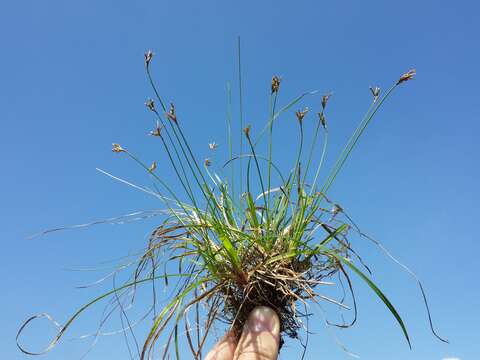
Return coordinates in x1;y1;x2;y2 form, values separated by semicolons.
17;43;447;359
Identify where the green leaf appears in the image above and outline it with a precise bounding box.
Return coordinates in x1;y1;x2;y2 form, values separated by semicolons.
245;192;260;228
332;253;412;349
218;231;241;269
320;223;349;246
266;251;297;265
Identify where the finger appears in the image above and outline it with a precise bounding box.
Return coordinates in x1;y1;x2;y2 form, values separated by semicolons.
234;306;280;360
205;331;238;360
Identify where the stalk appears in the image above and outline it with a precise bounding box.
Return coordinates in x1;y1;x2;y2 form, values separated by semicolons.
321;83;399;195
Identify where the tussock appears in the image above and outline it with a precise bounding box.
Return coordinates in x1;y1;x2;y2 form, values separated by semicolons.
17;43;446;360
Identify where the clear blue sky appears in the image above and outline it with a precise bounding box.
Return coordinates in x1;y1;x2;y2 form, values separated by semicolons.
1;1;479;359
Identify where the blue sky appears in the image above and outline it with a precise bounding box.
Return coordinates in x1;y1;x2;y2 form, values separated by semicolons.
1;0;479;359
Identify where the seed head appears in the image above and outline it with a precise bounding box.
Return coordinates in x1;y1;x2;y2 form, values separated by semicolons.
204;158;211;167
271;75;281;94
243;125;251;139
144;50;154;67
397;69;416;85
149;121;162;137
369;86;381;101
318;112;327;130
329;204;345;222
148;161;157;172
167;103;177;123
145;98;155;112
321;94;331;109
208;142;218;150
295;108;309;124
112;143;125;153
149;128;161;136
331;204;344;217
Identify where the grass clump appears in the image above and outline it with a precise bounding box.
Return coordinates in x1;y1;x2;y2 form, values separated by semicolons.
18;41;446;359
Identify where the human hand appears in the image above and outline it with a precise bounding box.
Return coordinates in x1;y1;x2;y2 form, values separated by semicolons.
205;306;280;360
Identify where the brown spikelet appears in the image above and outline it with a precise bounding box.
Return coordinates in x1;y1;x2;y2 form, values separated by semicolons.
149;122;162;137
318;112;327;130
271;76;281;94
369;86;380;101
148;161;157;172
112;143;125;153
145;98;155;112
144;50;153;67
295;108;309;124
243;125;251;139
321;94;331;109
167;103;177;123
397;69;416;85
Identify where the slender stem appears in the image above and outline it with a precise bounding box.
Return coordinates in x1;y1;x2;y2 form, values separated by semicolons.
159;135;195;201
302;114;322;190
145;65;221;219
146;67;207;201
246;135;268;218
321;84;398;194
294;121;304;195
226;82;234;201
150;110;197;206
170;119;222;221
309;130;328;196
267;92;278;216
237;37;244;199
123;151;194;225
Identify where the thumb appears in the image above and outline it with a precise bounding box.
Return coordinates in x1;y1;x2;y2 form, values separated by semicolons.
234;306;280;360
205;331;237;360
